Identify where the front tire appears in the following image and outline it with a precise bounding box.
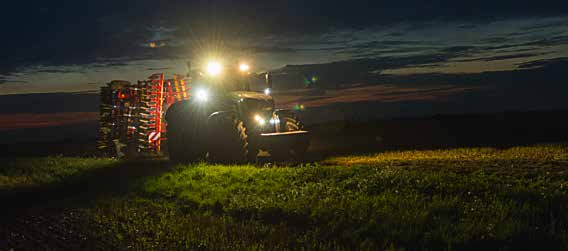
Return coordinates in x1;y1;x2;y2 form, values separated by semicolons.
270;114;309;161
208;116;250;164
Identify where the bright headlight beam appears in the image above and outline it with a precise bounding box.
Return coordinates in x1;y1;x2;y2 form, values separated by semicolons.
264;88;271;95
239;63;250;72
206;61;222;76
254;114;266;125
195;88;209;102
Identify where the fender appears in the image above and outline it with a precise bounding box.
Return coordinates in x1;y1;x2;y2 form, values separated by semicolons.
164;100;192;123
207;110;238;123
274;109;299;120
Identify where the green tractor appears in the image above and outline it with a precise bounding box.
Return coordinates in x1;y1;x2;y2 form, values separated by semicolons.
165;60;309;163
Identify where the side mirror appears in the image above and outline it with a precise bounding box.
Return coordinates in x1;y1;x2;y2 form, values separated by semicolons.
265;73;273;89
185;61;191;78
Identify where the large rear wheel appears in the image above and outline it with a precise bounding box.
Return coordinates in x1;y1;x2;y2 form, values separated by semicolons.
165;102;207;163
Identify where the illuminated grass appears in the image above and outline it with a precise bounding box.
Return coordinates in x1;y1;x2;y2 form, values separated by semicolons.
324;145;568;165
2;145;568;250
0;157;116;189
90;145;568;249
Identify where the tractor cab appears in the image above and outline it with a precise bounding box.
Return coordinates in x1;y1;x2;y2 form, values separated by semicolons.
186;60;277;130
188;60;272;99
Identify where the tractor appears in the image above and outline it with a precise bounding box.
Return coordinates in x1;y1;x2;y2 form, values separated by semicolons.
97;59;309;163
165;60;309;163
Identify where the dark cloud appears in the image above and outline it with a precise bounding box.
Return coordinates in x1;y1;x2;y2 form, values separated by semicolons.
452;53;544;63
335;40;437;57
432;46;483;60
387;32;406;37
271;53;452;89
482;37;510;44
506;32;528;37
35;69;83;74
4;57;568;127
0;0;566;95
353;40;424;49
498;48;539;53
520;18;568;31
441;46;478;53
0;74;25;85
237;45;346;54
516;57;568;69
523;35;568;47
245;46;300;54
0;92;99;114
457;24;478;29
93;62;131;68
146;67;173;71
483;35;568;51
485;43;527;50
348;48;431;58
407;63;445;69
3;1;568;69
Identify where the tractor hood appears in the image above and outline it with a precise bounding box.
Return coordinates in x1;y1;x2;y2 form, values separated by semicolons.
232;91;275;113
232;91;273;103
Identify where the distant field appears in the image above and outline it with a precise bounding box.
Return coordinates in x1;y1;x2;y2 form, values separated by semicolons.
1;145;567;250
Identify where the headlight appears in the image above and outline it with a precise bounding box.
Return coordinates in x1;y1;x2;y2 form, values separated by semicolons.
195;88;209;102
254;114;266;126
264;88;271;95
206;61;222;76
239;63;250;73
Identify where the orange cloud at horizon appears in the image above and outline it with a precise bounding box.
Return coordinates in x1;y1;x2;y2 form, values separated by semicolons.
0;83;478;132
0;112;99;131
274;84;478;109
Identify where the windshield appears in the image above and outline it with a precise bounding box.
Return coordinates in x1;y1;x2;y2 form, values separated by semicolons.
192;71;267;93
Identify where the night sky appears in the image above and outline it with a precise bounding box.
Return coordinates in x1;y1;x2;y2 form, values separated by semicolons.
2;1;568;138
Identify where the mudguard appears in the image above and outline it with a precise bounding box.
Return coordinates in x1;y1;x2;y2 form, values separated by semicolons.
207;111;238;122
274;109;298;119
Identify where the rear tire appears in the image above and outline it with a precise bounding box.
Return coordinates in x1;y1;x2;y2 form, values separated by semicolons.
166;102;207;163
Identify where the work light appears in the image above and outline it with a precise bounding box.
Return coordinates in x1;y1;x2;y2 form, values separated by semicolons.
206;61;222;76
239;63;250;72
254;114;266;125
195;88;209;102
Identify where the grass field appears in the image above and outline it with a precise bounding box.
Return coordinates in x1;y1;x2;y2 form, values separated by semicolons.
1;145;567;250
0;157;116;189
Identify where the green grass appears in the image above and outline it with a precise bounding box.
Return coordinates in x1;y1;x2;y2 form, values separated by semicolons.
0;156;116;189
2;145;568;250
